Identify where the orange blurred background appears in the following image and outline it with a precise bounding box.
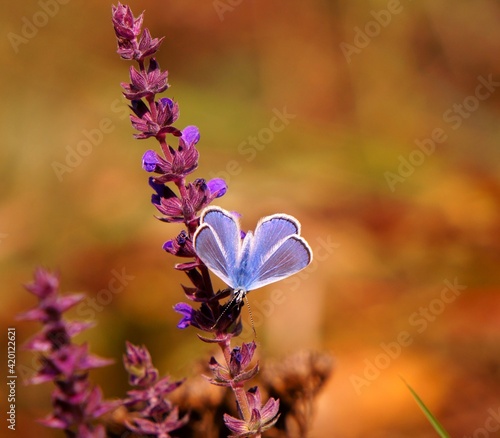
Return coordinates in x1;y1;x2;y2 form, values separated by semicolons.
2;1;500;436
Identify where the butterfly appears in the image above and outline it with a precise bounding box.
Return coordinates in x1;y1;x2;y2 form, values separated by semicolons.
193;206;313;304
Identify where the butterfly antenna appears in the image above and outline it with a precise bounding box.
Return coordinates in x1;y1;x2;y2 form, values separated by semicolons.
244;295;257;339
210;293;238;330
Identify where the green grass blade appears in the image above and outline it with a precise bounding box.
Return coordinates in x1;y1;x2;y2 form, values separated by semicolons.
401;377;450;438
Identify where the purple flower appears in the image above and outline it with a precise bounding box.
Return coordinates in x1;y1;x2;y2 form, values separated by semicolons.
136;28;165;59
181;125;200;147
130;98;181;140
121;59;169;100
125;376;183;415
33;344;113;382
23;320;94;353
173;297;243;340
207;178;227;198
127;410;188;438
112;2;143;40
208;342;258;387
18;269;86;324
112;3;164;61
39;384;115;434
163;231;195;258
173;302;196;329
151;185;183;221
151;179;222;222
123;342;188;437
19;269;115;435
123;341;159;386
150;145;198;182
158;98;180;127
223;387;280;437
142;149;158;172
229;342;257;377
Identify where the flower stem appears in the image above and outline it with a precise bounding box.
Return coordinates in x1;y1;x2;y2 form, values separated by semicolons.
219;338;251;422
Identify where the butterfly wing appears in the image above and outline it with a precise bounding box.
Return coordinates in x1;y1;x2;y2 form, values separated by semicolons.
244;214;313;291
252;214;301;254
193;207;240;289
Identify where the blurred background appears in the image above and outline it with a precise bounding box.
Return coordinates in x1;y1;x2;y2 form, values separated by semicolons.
2;0;500;436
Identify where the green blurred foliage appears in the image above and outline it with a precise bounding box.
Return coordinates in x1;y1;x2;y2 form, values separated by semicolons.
1;0;499;436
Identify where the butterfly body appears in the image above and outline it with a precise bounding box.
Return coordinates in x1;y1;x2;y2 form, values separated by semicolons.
193;207;313;301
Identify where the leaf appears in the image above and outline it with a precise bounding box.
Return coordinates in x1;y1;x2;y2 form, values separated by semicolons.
401;377;450;438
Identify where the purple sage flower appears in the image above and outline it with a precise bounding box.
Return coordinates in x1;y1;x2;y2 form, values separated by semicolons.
123;341;159;386
208;342;259;387
207;177;227;198
122;342;188;437
18;269;115;435
130;98;181;140
111;5;283;437
163;231;196;258
121;59;169;100
181;125;200;146
223;387;280;437
112;3;164;61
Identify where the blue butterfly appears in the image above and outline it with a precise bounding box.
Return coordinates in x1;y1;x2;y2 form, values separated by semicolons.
193;206;313;304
